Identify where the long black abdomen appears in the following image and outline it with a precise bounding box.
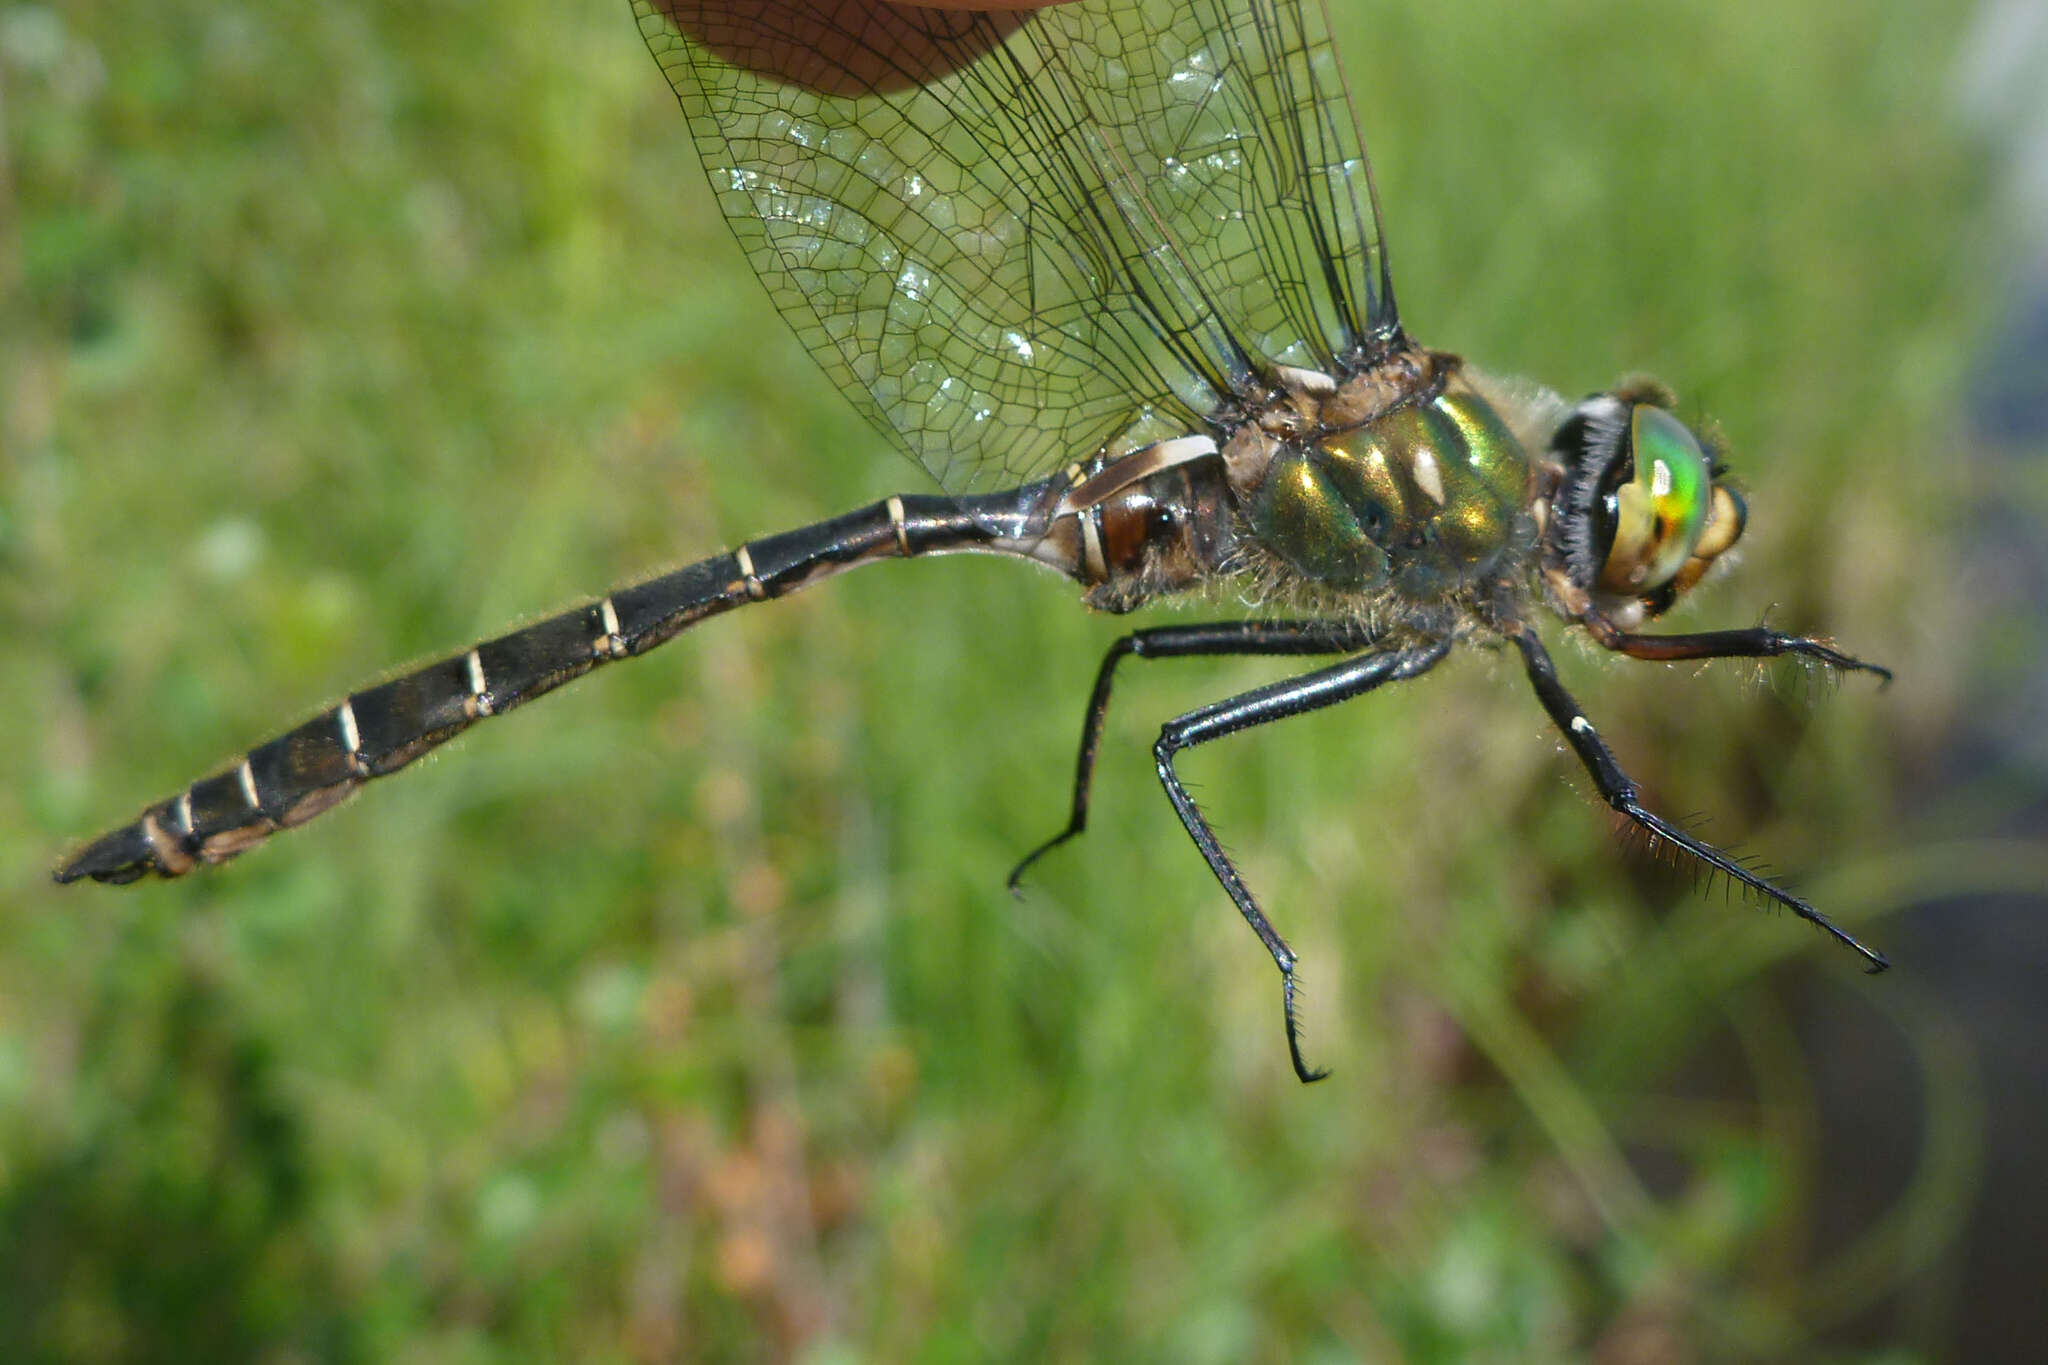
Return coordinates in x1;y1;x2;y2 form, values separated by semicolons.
56;490;1041;884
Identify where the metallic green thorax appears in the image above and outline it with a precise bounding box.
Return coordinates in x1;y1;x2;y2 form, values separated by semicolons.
1246;389;1532;599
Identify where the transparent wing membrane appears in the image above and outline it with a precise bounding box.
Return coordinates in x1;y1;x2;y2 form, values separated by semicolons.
636;0;1395;491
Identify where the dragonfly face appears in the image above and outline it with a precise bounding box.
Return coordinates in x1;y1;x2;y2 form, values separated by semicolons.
1537;378;1751;631
58;0;1891;1083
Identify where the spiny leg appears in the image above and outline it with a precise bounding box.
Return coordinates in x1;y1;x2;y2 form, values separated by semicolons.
1010;619;1380;890
1152;640;1452;1083
1587;619;1892;685
1511;625;1888;971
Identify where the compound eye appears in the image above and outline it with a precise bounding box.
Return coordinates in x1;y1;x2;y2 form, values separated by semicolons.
1597;405;1712;595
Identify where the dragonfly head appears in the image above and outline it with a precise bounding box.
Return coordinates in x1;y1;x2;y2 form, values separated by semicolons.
1545;378;1746;622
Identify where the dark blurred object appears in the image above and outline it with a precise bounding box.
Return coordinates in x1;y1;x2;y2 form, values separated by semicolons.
1806;4;2048;1359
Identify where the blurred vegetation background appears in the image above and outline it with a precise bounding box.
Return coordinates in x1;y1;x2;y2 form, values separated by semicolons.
4;0;2041;1360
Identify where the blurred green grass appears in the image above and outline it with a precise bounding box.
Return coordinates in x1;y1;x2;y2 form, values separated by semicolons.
0;0;1997;1360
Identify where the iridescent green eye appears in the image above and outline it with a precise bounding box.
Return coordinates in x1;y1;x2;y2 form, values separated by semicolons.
1597;405;1712;594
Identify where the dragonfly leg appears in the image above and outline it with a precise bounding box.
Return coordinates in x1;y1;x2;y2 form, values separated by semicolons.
1152;639;1452;1083
1010;619;1379;891
1511;624;1889;972
1588;619;1892;685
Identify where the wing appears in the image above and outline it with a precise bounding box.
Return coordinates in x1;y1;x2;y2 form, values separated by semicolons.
636;0;1397;492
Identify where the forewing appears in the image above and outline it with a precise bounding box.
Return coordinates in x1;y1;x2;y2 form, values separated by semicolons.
636;0;1395;492
1055;0;1396;371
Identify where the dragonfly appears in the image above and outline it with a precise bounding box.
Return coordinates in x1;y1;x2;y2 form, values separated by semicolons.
56;0;1891;1082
